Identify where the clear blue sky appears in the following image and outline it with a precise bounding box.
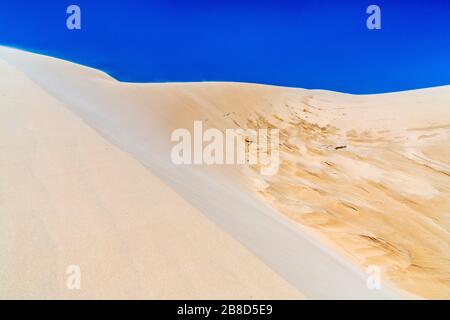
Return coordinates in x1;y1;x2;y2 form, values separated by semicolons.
0;0;449;93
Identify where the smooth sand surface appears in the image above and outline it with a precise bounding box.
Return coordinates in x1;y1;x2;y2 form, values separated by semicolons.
0;50;304;299
1;46;448;299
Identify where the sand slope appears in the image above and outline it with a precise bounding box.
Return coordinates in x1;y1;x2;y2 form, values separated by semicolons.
244;88;450;299
1;46;448;299
0;51;303;299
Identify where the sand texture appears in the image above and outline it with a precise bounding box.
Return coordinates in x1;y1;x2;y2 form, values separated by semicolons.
1;46;448;299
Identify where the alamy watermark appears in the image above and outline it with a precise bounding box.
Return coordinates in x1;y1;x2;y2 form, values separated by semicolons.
171;121;280;175
366;265;382;290
66;5;81;30
64;5;380;31
64;5;381;31
366;5;381;30
66;264;81;290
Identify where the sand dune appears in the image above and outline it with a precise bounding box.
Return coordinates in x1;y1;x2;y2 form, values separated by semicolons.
0;48;303;299
0;46;448;299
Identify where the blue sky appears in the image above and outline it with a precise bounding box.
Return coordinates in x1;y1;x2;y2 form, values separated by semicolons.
0;0;449;93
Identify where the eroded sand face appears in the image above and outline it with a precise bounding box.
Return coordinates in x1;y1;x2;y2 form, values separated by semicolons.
203;87;450;299
174;85;450;298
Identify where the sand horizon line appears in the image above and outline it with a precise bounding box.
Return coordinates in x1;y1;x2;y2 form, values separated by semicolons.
2;44;448;96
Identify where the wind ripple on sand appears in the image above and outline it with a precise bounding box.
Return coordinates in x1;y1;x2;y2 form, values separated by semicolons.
238;93;450;299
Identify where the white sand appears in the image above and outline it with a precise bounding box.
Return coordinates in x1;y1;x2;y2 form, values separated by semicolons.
0;48;303;299
1;46;447;299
